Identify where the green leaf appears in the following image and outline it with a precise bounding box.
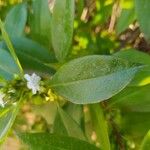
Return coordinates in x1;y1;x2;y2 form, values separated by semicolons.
0;37;56;75
50;55;141;104
76;0;84;18
114;49;150;86
140;131;150;150
18;133;100;150
120;111;150;142
116;8;135;34
51;0;75;61
53;106;86;140
114;49;150;65
0;104;20;143
0;48;20;80
33;103;57;125
135;0;150;42
4;3;27;37
0;37;56;63
109;84;150;112
0;19;23;75
63;103;84;128
29;0;51;48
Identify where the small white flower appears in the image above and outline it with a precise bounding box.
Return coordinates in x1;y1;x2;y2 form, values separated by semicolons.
0;92;5;108
24;73;41;95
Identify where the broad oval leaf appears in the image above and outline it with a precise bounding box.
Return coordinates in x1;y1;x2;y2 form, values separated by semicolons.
50;55;140;104
51;0;75;61
4;3;27;37
0;48;20;80
0;104;20;143
53;107;86;140
135;0;150;42
18;133;100;150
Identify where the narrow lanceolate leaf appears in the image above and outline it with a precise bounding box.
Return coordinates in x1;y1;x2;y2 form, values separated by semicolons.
0;48;20;80
140;131;150;150
0;104;20;143
19;133;100;150
53;107;86;140
4;3;27;37
49;55;141;104
51;0;75;61
29;0;51;48
135;0;150;42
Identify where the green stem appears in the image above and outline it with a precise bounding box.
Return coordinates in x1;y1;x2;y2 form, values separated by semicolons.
0;19;24;76
89;103;111;150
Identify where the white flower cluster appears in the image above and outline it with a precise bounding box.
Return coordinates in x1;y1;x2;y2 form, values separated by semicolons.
24;73;41;95
0;73;41;108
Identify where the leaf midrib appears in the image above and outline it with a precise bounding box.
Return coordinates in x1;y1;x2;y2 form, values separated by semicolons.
50;67;138;87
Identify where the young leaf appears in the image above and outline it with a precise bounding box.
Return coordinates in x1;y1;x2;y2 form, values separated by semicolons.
51;0;75;61
140;130;150;150
4;3;27;37
0;48;20;80
135;0;150;42
0;104;20;143
53;106;86;140
29;0;51;48
18;133;100;150
49;55;141;104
